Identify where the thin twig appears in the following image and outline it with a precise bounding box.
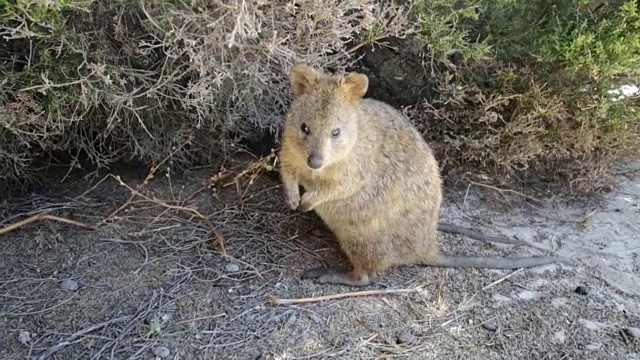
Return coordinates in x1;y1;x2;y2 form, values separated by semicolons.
36;316;130;360
481;268;525;291
469;181;542;203
221;153;276;192
101;141;188;224
267;287;422;305
0;212;95;236
109;174;227;257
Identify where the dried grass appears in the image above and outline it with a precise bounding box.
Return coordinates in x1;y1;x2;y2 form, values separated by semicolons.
0;0;416;185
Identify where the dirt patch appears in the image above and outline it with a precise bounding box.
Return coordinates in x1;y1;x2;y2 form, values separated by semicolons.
1;155;639;359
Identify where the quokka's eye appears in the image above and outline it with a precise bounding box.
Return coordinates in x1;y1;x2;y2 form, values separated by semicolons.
301;123;310;134
331;128;340;138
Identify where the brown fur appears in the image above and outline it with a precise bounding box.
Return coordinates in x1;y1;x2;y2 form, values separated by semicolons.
278;64;563;287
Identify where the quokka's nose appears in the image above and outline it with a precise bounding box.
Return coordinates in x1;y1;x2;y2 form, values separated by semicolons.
307;154;324;169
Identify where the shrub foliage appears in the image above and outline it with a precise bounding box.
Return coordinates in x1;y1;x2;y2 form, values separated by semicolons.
0;0;415;183
1;0;639;193
412;0;640;192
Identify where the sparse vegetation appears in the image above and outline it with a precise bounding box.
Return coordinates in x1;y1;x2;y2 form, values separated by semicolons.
412;0;640;192
1;0;638;193
0;0;415;186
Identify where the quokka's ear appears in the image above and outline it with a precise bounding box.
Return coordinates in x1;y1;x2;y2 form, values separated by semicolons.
339;72;369;102
289;64;319;97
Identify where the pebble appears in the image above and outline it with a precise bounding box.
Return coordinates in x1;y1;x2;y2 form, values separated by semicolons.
59;279;79;291
623;327;640;339
517;290;537;301
225;263;241;273
482;323;498;332
396;332;417;345
551;297;569;308
585;343;602;351
492;294;512;303
152;346;170;358
553;330;566;344
574;286;589;296
18;330;31;345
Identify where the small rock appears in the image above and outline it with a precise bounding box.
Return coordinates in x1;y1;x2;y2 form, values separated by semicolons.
396;332;417;345
517;290;537;301
492;294;512;303
585;342;602;351
551;297;569;308
574;286;589;296
623;327;640;339
553;330;566;344
481;323;498;332
152;346;170;358
202;253;213;261
225;263;241;273
18;330;31;346
59;279;79;292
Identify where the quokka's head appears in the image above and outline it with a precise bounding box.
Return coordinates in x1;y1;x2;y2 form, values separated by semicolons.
284;63;368;170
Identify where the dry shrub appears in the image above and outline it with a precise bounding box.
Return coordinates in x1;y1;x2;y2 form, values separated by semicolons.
411;61;640;193
0;0;417;185
408;0;640;194
2;0;639;195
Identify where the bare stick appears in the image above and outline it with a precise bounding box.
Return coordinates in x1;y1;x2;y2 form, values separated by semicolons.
221;152;276;191
481;268;525;291
101;141;188;225
0;212;95;236
36;316;129;360
437;222;531;247
469;180;542;203
267;287;422;305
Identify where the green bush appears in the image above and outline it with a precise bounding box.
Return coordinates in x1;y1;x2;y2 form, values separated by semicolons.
412;0;640;192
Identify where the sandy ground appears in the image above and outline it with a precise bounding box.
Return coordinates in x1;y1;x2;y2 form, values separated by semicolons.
0;155;639;360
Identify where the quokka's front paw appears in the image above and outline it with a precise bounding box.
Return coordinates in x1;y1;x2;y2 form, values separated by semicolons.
297;200;314;212
285;191;300;210
297;192;316;212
